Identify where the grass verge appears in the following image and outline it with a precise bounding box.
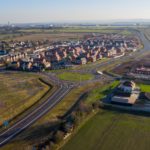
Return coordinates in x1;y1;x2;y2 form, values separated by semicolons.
57;72;94;82
0;72;50;125
138;84;150;93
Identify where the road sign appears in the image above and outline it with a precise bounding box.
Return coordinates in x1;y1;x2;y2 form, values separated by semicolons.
3;120;9;127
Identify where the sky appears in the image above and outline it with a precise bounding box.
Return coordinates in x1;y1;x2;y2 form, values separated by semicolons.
1;0;150;24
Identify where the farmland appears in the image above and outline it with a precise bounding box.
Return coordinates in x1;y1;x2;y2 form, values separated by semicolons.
0;27;132;41
62;110;150;150
10;33;84;42
0;80;118;150
0;72;50;125
0;81;102;150
19;27;132;35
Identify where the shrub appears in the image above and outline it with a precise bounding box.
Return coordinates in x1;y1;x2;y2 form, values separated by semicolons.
53;130;65;144
92;101;100;109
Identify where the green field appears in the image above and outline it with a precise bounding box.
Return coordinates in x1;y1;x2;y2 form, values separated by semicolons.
0;33;21;40
0;27;133;41
85;81;119;104
1;79;136;150
57;72;94;82
19;27;132;35
62;110;150;150
0;72;50;125
138;84;150;93
1;81;102;150
1;80;117;150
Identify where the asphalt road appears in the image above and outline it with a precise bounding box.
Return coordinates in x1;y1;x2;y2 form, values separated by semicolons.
0;29;150;148
0;84;73;147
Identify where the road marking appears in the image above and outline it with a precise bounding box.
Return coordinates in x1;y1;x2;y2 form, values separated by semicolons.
0;85;64;136
0;87;72;146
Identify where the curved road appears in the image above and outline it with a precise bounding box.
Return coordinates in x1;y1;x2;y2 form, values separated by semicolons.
0;83;73;147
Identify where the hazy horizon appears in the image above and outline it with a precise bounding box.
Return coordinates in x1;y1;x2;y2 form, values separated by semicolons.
1;0;150;24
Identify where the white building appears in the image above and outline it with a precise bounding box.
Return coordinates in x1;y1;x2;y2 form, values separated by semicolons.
119;81;136;93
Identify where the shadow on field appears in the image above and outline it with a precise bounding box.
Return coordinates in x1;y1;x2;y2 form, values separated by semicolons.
6;121;60;145
102;105;150;117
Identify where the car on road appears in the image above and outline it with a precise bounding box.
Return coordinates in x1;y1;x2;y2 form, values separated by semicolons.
97;70;103;75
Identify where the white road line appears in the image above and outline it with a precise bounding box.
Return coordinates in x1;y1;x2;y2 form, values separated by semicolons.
0;85;63;137
0;87;71;146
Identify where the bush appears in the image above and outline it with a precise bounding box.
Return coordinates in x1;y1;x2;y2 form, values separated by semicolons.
53;130;65;144
92;101;100;109
49;141;56;150
60;121;73;133
77;102;91;113
71;112;81;127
